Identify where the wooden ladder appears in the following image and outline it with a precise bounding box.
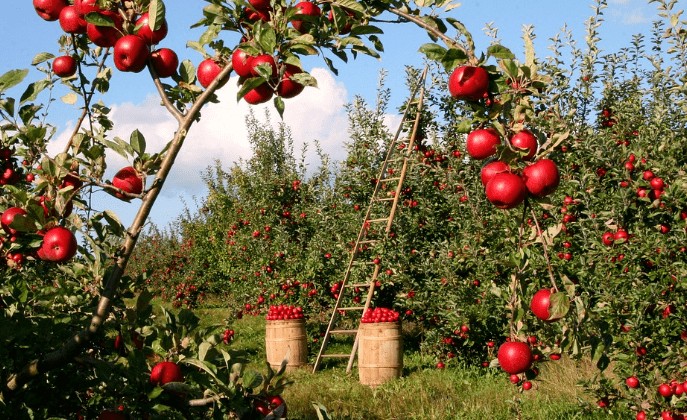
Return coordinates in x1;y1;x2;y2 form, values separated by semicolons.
312;66;429;374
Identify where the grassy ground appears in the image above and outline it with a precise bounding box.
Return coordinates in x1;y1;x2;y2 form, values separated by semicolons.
171;303;630;420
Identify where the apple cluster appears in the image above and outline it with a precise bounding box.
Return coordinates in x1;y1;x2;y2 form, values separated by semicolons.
530;288;566;322
265;304;304;320
34;0;179;78
0;147;22;186
361;307;400;323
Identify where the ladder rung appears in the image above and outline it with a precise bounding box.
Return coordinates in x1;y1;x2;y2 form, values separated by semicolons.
376;197;395;202
352;261;376;266
381;177;402;182
329;329;358;335
368;218;389;223
338;306;365;311
321;354;351;358
349;283;371;288
358;240;378;244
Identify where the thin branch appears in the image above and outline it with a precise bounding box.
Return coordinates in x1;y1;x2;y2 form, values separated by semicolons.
148;65;184;123
529;207;559;292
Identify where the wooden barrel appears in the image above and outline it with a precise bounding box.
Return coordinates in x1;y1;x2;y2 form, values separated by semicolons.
358;321;403;386
265;319;308;371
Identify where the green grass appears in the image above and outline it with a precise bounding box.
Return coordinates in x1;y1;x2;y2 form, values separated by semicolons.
161;303;630;420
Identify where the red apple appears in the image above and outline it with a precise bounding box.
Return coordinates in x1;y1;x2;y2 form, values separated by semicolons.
602;232;615;246
59;5;86;34
643;170;655;181
37;226;78;263
485;172;527;209
480;160;510;187
250;54;278;79
614;230;628;243
86;11;123;48
243;83;274;105
276;64;305;98
150;48;179;79
497;342;533;374
113;35;149;73
135;12;168;45
112;166;143;200
530;288;563;322
232;48;255;78
53;56;77;78
522;159;560;198
291;1;321;34
150;361;184;386
466;128;501;160
650;177;664;190
658;383;673;398
249;0;271;10
1;207;27;235
60;172;83;190
509;130;538;161
254;395;287;418
74;0;100;17
448;66;489;101
626;376;639;388
33;0;68;21
197;58;225;88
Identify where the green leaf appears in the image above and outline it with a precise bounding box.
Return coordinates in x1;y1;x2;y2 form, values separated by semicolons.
447;19;474;53
147;386;164;400
441;48;468;71
61;93;78;105
333;0;365;13
0;98;16;117
149;0;166;32
84;12;115;27
20;80;50;105
236;78;266;101
548;292;570;320
102;139;129;159
136;289;154;314
242;369;263;389
130;129;146;155
274;96;285;120
487;45;515;59
255;23;277;53
186;41;206;56
179;60;196;84
32;53;55;66
453;120;472;133
350;25;384;36
418;43;447;61
198;341;212;362
0;69;29;94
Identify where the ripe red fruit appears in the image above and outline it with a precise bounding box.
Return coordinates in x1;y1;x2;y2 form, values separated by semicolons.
135;12;168;45
113;35;149;73
1;207;27;235
614;230;629;243
249;0;271;10
33;0;68;21
658;383;673;398
448;66;489;101
291;1;321;34
509;130;538;161
636;411;646;420
522;159;560;198
59;5;86;34
485;173;527;209
602;232;615;246
150;48;179;79
232;49;255;78
53;55;77;78
597;397;609;408
243;83;274;105
530;288;562;322
497;342;533;374
643;170;655;181
276;64;305;99
480;160;510;187
197;58;225;88
112;166;143;200
650;177;664;190
509;374;520;384
254;395;287;418
250;54;278;79
74;0;100;16
150;361;184;386
522;381;532;390
436;362;445;369
626;376;639;388
86;11;123;48
466;128;501;160
37;226;78;263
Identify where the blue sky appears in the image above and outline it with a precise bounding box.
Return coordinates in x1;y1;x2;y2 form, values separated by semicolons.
0;0;662;230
